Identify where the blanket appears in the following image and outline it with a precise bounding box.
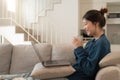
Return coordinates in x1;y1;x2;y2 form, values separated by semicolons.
0;72;33;80
0;73;68;80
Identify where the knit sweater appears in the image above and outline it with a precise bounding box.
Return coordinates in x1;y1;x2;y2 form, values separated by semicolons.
67;34;111;80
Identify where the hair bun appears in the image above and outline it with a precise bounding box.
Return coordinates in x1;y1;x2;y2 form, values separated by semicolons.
100;8;108;15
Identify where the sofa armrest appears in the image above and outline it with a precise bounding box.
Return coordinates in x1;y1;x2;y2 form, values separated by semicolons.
95;66;120;80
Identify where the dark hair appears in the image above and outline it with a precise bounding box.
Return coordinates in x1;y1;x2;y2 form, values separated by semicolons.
83;8;108;28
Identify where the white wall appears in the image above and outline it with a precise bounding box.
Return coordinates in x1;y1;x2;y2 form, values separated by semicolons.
0;0;7;18
79;0;93;28
21;0;36;27
38;0;79;43
92;0;120;9
0;0;2;17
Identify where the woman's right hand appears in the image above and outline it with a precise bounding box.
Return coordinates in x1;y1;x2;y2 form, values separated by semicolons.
72;36;83;49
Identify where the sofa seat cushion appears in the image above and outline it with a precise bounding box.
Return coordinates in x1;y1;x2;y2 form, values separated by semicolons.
30;63;75;79
52;43;76;65
0;44;13;74
99;52;120;68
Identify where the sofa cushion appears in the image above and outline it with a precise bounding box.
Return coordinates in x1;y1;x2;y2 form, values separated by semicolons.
30;63;75;79
99;52;120;68
95;66;120;80
0;44;13;74
10;45;39;74
52;43;76;65
10;43;52;74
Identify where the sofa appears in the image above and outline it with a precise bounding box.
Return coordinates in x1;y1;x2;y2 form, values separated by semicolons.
0;43;120;80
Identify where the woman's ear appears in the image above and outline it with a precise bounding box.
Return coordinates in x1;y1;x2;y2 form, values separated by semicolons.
94;22;97;25
94;22;99;27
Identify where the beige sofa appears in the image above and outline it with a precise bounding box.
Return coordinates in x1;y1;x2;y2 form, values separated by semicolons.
0;43;120;80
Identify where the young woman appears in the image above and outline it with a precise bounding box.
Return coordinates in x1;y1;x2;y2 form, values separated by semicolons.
67;8;111;80
0;8;110;80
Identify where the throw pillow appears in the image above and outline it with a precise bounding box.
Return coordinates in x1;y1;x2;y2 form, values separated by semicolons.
99;52;120;68
30;63;75;79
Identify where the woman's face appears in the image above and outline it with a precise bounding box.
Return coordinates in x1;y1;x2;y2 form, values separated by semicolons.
83;19;96;36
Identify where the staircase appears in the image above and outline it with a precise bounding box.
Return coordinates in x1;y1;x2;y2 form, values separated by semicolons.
16;26;41;43
0;18;41;45
0;0;62;45
39;0;61;16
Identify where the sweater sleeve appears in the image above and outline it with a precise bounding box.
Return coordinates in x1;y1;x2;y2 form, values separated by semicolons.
73;42;106;77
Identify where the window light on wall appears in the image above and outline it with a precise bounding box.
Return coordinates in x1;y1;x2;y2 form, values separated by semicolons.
6;0;16;12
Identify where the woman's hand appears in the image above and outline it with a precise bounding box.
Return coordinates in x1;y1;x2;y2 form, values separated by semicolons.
72;36;83;49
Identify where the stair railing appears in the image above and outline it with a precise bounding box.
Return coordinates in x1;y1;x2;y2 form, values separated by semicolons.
11;19;40;43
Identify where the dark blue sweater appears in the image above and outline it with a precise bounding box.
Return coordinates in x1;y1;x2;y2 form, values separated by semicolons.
67;34;111;80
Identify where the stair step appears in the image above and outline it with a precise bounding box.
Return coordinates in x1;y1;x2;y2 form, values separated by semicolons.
39;11;46;16
16;26;32;34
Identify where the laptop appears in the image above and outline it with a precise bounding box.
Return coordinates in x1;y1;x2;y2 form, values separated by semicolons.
31;42;71;67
